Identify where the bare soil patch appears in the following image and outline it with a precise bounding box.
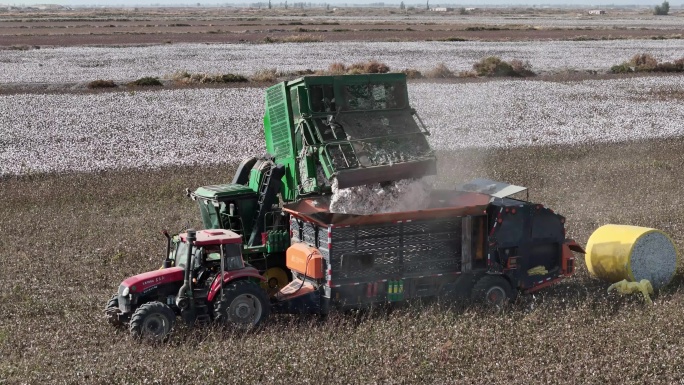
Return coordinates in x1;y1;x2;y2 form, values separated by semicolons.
2;7;683;47
4;26;681;47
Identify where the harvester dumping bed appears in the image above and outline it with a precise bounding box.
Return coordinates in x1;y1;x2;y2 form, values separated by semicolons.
263;73;438;199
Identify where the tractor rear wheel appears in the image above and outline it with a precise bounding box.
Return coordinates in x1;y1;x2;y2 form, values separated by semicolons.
129;301;176;341
104;294;122;326
471;275;514;308
214;280;270;329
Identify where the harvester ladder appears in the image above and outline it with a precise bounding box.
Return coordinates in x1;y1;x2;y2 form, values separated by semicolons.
253;166;273;227
248;161;285;247
247;164;274;247
192;289;212;325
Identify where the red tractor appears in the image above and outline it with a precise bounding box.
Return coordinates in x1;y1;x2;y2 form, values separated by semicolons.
105;229;270;340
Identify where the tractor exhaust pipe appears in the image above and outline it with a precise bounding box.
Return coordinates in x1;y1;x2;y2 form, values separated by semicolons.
162;229;172;268
176;229;196;322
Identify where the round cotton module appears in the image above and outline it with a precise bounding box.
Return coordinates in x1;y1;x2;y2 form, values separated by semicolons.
586;224;678;289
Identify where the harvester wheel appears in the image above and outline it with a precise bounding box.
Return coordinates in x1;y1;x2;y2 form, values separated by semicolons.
104;294;122;326
214;280;270;329
471;275;514;308
129;301;176;341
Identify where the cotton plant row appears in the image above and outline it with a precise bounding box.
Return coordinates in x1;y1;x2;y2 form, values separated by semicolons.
3;75;684;176
4;40;684;84
412;75;684;149
0;87;265;176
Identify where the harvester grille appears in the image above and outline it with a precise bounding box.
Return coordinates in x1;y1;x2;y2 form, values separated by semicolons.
265;84;292;159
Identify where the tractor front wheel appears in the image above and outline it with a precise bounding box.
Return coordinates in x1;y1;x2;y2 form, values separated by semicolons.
129;301;176;341
104;294;123;326
105;294;118;310
471;275;514;309
214;280;270;329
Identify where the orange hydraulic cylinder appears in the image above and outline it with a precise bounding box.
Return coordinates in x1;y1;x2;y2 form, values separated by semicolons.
286;242;324;279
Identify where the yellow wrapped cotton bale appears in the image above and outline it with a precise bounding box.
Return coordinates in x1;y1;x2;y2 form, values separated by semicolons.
586;224;678;289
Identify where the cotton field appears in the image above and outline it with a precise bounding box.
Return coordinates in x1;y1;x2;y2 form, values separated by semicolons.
2;75;684;177
3;39;684;84
285;14;684;29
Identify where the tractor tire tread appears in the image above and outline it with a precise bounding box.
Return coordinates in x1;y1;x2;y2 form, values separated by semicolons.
104;294;118;311
129;301;176;341
214;280;270;327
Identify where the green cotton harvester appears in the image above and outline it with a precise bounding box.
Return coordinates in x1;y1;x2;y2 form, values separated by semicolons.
187;73;436;291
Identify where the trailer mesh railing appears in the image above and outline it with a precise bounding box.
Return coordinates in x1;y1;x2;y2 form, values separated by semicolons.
290;217;463;284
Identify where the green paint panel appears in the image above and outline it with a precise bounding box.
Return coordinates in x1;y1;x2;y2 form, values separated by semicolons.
193;184;256;200
264;83;294;159
264;82;298;201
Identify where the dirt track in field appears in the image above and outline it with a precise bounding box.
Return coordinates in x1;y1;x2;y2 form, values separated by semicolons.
2;7;684;47
5;26;682;47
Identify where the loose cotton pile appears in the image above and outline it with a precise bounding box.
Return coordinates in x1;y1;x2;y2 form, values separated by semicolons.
328;177;433;215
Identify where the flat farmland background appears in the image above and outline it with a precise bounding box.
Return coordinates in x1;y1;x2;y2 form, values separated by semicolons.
3;7;684;46
2;7;684;385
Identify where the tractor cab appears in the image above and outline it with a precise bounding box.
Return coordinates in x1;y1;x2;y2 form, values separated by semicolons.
166;229;246;275
187;179;292;296
187;184;259;243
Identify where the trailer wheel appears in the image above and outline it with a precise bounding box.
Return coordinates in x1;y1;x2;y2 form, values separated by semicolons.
104;294;122;326
129;301;176;341
214;280;270;329
471;276;513;308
